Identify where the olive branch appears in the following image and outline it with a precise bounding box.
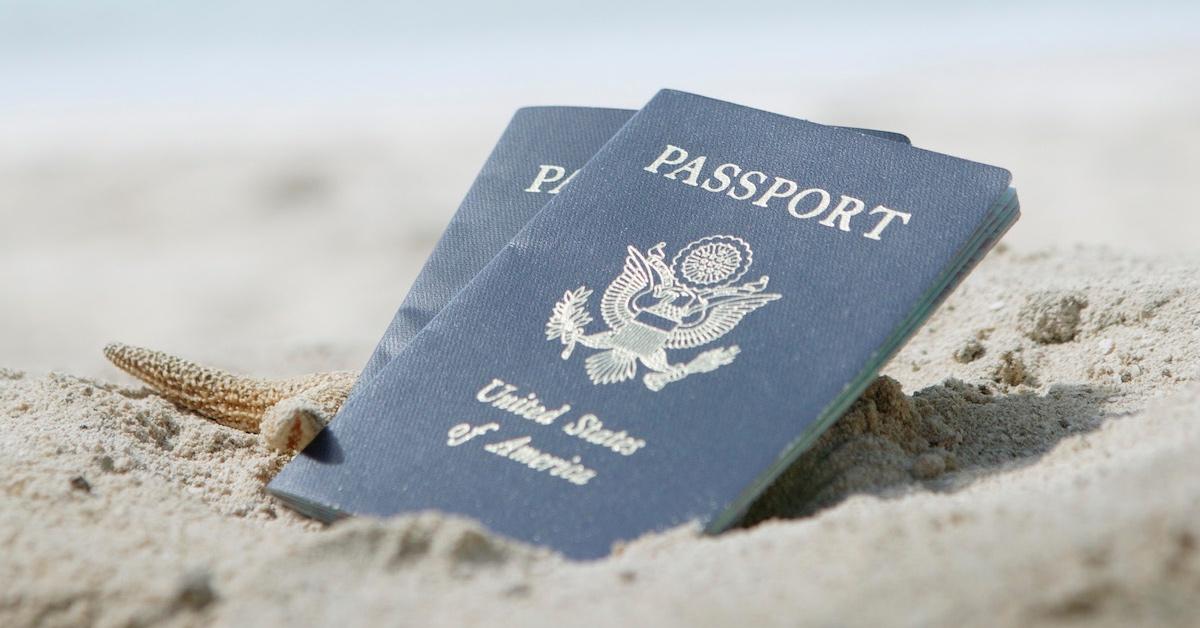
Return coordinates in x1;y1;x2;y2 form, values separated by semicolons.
545;286;593;360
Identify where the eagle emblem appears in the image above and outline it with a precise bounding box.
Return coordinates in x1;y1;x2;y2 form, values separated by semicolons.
545;235;781;391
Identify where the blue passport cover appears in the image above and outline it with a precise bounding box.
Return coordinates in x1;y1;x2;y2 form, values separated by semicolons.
352;107;633;398
271;91;1012;559
349;106;908;410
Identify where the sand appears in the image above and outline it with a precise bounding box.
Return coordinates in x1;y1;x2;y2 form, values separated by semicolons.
4;48;1200;627
4;245;1199;627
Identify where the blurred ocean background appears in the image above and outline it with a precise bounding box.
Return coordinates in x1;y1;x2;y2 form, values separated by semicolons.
1;0;1198;373
4;2;1198;127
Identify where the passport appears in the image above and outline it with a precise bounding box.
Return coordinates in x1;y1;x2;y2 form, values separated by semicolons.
271;91;1018;559
348;107;910;410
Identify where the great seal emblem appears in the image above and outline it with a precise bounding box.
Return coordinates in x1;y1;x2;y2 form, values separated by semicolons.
545;235;781;391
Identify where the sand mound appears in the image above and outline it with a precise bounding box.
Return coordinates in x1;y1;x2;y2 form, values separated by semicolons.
744;375;1112;523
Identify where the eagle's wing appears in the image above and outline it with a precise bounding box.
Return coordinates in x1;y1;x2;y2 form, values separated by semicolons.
601;246;654;330
665;293;781;349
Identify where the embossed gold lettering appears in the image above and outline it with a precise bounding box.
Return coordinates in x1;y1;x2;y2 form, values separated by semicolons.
561;413;646;456
788;188;831;219
664;156;707;186
446;422;500;446
700;163;740;193
643;145;689;174
752;176;799;209
524;164;567;193
476;378;570;425
643;144;912;240
727;170;766;201
818;195;866;232
483;436;597;485
863;205;912;240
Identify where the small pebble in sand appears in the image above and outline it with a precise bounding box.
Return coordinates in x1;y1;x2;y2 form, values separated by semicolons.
69;475;91;493
1018;291;1088;344
1098;338;1115;355
992;351;1036;387
954;339;986;364
173;570;217;611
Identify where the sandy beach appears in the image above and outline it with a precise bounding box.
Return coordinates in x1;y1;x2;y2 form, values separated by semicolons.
3;39;1200;627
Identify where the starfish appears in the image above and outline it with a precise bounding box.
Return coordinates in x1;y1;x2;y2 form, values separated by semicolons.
103;342;357;452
